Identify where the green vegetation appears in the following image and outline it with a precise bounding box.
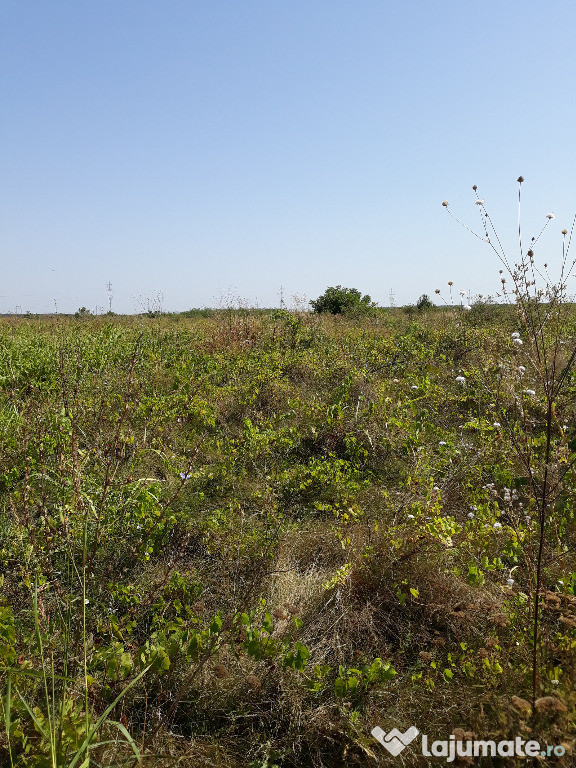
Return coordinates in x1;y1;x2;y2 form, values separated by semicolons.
416;294;434;311
0;304;575;766
310;285;374;314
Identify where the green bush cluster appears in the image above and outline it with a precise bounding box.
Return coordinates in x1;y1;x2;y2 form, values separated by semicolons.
310;285;374;314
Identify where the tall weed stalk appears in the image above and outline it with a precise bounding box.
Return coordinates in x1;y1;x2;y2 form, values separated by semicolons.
444;178;576;708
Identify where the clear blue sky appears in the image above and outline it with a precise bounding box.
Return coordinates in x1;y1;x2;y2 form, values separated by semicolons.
2;1;575;313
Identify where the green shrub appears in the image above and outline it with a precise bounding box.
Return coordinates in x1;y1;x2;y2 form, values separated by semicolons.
416;293;434;310
310;285;375;314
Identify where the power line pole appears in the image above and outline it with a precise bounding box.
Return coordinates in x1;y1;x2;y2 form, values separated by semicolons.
106;281;113;312
389;290;396;308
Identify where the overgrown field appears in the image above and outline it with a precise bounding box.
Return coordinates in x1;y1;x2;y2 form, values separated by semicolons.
1;307;576;766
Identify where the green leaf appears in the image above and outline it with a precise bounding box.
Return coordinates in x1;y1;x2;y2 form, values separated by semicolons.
16;691;48;739
261;613;273;635
210;615;223;635
334;677;347;697
106;719;142;763
68;665;151;768
347;676;359;691
284;642;310;671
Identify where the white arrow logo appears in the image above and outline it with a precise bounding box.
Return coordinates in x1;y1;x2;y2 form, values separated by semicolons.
371;725;420;756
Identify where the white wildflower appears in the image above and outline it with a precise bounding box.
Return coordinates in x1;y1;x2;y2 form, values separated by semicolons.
455;376;465;383
511;332;520;339
468;512;475;519
493;422;501;428
407;514;415;520
506;578;515;587
439;441;447;446
493;521;502;530
524;389;536;396
463;305;472;311
513;338;523;346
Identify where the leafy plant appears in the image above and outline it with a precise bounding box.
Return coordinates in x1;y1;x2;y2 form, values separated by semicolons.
416;294;434;311
310;285;374;315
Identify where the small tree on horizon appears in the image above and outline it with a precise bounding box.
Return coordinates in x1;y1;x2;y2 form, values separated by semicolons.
416;294;434;311
310;286;375;315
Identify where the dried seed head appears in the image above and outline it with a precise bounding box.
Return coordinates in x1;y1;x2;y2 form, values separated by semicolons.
246;674;261;690
442;200;449;207
448;281;453;286
535;696;567;713
214;664;231;679
472;185;477;190
511;695;531;714
562;229;568;235
527;249;534;257
435;289;441;294
517;176;524;183
546;213;555;219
